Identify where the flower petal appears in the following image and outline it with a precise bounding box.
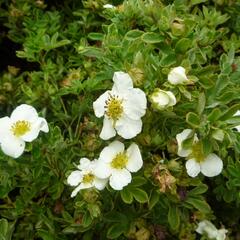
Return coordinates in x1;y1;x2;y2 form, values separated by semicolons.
0;117;12;142
200;153;223;177
99;141;125;163
123;88;147;120
94;161;112;179
67;170;83;186
166;91;177;106
115;116;142;139
0;134;25;158
94;177;108;190
176;129;193;157
71;183;92;197
109;169;132;190
78;158;91;170
99;117;116;140
10;104;38;122
93;90;111;118
21;117;48;142
112;71;133;92
126;143;143;172
185;159;200;177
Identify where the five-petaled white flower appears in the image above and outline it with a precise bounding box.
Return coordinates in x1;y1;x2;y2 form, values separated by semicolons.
168;66;190;85
0;104;49;158
150;88;176;110
94;141;143;190
196;220;227;240
67;158;108;197
93;71;147;140
176;129;223;178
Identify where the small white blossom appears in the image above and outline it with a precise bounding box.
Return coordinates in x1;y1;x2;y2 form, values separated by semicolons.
0;104;48;158
67;158;108;197
150;88;176;110
94;141;143;190
168;66;190;85
93;71;147;140
176;129;223;178
103;4;115;9
196;220;227;240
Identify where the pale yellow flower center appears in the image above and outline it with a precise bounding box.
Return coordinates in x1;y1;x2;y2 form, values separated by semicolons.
191;142;205;163
82;173;95;184
105;95;123;121
111;152;128;169
11;120;31;137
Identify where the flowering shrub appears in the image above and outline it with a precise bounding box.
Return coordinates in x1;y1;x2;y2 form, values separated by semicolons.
0;0;240;239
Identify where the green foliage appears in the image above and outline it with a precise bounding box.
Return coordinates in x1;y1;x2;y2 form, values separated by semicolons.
1;0;240;239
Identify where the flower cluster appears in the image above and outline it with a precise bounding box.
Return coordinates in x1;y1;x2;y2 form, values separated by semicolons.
0;104;49;158
68;72;145;194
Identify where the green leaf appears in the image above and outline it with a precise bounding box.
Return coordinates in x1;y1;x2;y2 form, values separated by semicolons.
168;205;180;230
148;191;160;210
125;30;144;41
175;38;192;53
37;230;55;240
207;108;222;122
160;54;177;67
130;176;147;187
219;103;240;121
202;138;212;156
186;112;200;128
88;32;104;41
82;211;93;228
0;219;8;237
197;92;206;115
191;0;207;5
185;197;211;213
188;184;208;196
141;32;164;43
131;188;148;203
107;223;128;239
120;188;133;204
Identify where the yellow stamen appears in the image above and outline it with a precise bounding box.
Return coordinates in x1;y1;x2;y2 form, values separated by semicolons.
191;142;205;163
11;120;31;137
82;173;95;184
105;95;123;121
111;152;128;169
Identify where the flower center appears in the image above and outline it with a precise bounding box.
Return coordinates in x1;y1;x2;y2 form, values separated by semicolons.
11;120;31;137
105;95;123;121
82;173;95;184
111;152;128;169
191;142;205;163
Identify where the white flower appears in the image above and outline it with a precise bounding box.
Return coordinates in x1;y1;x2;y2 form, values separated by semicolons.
168;66;190;85
176;129;223;178
94;141;143;190
103;4;115;9
233;110;240;132
0;104;49;158
150;88;176;110
196;220;227;240
93;71;147;140
67;158;108;197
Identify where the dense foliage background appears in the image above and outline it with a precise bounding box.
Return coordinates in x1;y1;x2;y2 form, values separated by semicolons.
0;0;240;239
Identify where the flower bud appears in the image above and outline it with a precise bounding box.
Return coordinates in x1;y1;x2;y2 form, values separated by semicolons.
171;18;186;36
150;88;176;110
168;66;190;85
